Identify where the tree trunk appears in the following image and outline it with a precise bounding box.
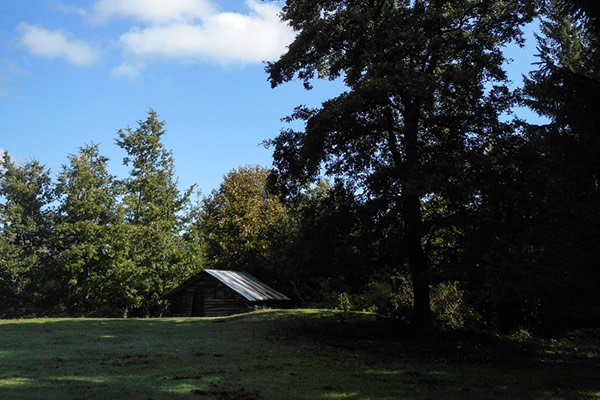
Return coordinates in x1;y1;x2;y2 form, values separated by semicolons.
403;191;432;328
402;102;432;329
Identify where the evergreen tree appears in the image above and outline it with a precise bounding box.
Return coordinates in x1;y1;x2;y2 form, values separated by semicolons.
0;153;56;316
519;0;600;329
462;0;600;331
116;110;197;316
54;144;122;315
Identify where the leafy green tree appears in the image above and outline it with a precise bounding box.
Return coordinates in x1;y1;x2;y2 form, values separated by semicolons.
266;0;533;327
459;132;547;329
0;152;56;316
54;144;123;315
199;166;291;282
116;110;198;316
279;179;372;304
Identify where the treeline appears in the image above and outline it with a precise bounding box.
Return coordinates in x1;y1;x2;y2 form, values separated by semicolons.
260;0;600;334
0;111;203;317
1;0;599;334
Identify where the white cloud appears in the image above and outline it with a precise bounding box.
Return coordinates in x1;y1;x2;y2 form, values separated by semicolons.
0;59;27;79
0;58;29;98
111;62;146;79
92;0;217;24
17;23;98;67
116;0;294;66
57;2;88;17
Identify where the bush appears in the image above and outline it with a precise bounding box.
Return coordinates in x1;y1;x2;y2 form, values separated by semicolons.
354;273;414;322
431;281;479;330
509;328;533;342
328;272;478;331
336;292;353;312
353;276;478;330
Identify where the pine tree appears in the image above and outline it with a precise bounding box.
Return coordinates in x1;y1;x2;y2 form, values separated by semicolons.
0;152;56;316
116;110;197;316
54;144;121;315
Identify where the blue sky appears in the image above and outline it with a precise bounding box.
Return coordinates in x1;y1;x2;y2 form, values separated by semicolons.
1;1;541;196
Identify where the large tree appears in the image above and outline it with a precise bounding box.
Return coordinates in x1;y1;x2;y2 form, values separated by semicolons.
116;110;197;316
266;0;533;326
446;0;600;332
54;144;122;315
0;153;56;316
278;179;374;303
199;166;291;282
513;0;600;329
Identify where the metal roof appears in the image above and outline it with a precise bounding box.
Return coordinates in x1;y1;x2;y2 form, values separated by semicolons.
204;269;290;302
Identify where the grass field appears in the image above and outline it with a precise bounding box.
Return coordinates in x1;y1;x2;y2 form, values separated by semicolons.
0;309;598;399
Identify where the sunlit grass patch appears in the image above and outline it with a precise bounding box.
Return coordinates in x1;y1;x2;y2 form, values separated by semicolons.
162;381;199;395
51;376;110;384
579;391;600;399
365;369;404;376
322;392;359;399
0;378;34;387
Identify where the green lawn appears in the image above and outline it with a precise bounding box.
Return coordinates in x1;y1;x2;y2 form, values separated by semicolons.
0;309;598;399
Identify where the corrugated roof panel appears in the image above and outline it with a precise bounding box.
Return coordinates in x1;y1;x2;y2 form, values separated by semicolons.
204;269;290;302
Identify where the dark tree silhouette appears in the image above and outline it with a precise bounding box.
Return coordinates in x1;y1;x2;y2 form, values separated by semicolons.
266;0;533;327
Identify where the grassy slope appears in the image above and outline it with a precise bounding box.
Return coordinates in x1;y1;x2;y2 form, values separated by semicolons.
0;309;598;400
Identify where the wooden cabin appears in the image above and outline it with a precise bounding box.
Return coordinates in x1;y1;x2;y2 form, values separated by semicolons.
163;269;290;317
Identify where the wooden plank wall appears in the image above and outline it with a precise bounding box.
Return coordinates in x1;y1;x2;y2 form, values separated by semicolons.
169;275;252;317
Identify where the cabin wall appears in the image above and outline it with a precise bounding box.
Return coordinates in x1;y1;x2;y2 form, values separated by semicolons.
169;275;252;317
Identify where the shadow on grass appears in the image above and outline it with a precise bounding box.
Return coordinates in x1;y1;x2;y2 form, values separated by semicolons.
0;311;599;399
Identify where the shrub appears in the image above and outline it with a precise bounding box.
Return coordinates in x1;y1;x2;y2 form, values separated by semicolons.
354;273;414;322
431;281;479;330
336;292;353;312
509;328;533;342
